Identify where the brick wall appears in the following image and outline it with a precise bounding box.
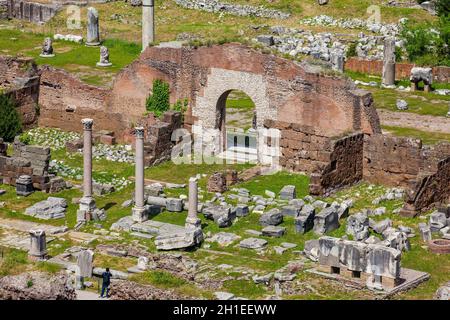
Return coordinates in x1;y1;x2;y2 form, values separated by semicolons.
345;57;450;83
402;157;450;216
0;56;40;127
310;133;364;195
38;66;128;138
144;111;182;166
264;119;333;174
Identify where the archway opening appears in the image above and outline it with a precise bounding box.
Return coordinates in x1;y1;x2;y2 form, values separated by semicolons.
218;90;258;162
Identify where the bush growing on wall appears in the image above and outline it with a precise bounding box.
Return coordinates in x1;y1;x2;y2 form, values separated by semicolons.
0;94;22;142
146;79;170;117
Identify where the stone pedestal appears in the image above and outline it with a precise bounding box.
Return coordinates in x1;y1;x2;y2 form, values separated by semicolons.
382;38;396;87
185;177;201;229
142;0;155;51
86;7;100;46
78;119;96;222
16;175;34;197
28;229;47;261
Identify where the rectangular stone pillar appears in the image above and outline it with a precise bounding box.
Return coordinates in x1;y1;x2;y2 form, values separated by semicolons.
142;0;155;51
86;7;100;46
132;127;148;222
382;37;396;87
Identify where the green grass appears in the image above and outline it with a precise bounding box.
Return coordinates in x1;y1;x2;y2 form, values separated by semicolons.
382;126;450;145
0;29;141;87
131;270;187;288
222;279;267;299
0;247;29;276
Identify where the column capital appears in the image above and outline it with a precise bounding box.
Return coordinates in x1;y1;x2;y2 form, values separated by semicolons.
135;127;145;139
81;118;94;130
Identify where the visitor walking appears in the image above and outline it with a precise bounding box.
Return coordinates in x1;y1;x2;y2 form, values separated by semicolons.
100;267;112;298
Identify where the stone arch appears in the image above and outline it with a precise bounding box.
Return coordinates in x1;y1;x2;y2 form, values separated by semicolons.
193;68;276;130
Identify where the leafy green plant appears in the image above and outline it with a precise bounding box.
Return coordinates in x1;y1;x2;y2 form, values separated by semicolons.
0;94;22;142
146;79;170;118
346;42;357;59
19;132;31;145
400;18;449;66
26;279;34;288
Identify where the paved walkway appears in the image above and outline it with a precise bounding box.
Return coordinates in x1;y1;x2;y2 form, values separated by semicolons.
379;109;450;134
76;290;109;301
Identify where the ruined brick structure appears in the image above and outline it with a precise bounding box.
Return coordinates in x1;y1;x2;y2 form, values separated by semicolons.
6;0;60;23
0;56;40;127
0;139;51;190
3;43;449;215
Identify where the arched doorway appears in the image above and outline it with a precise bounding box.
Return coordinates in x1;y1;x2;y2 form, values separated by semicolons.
216;90;258;163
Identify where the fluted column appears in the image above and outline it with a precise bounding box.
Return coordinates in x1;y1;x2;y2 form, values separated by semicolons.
132;127;148;222
382;37;396;87
28;229;47;260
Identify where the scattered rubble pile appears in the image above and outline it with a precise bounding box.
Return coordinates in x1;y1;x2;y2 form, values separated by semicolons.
174;0;290;19
24;197;68;220
0;271;76;300
299;15;402;37
109;280;197;300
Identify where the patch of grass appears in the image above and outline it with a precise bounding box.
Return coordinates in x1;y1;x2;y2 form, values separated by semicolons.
222;279;267;299
131;270;187;288
35;261;62;274
0;247;29;276
382;126;450;145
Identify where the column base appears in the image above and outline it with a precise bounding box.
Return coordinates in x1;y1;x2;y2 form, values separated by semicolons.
185;217;202;229
132;206;149;223
28;252;48;261
78;196;96;222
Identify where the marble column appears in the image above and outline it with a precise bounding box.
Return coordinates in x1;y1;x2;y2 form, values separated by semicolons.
382;37;396;87
86;7;100;46
28;229;47;260
78;118;96;222
185;177;201;229
132;127;148;222
142;0;155;51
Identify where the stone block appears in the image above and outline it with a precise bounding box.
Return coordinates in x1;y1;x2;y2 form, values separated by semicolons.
279;185;296;200
313;207;339;235
235;204;249;217
239;238;268;250
260;208;283;226
262;226;286;238
281;205;301;217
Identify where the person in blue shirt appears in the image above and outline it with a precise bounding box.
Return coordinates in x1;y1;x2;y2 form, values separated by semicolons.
100;268;112;298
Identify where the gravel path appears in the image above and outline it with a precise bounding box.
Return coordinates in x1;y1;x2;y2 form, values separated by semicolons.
378;109;450;134
76;290;108;300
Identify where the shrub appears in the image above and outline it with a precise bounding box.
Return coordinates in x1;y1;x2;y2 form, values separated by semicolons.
0;94;22;142
346;42;357;58
400;19;449;66
146;79;170;118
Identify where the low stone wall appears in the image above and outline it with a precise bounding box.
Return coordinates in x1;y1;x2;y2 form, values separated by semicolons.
6;0;60;23
0;56;40;127
345;57;450;83
310;133;364;195
0;138;51;190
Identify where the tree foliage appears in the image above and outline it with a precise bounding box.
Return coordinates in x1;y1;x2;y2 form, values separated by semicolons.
0;94;22;142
